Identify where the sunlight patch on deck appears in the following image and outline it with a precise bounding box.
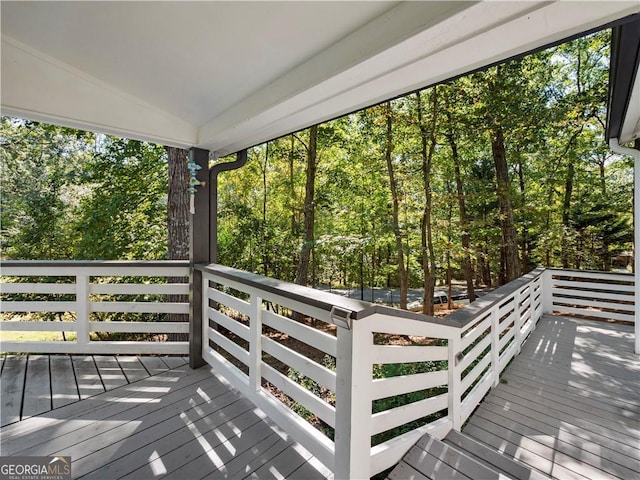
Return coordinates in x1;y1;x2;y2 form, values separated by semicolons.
148;450;167;476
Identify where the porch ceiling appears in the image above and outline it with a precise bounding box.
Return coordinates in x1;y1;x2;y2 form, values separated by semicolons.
2;1;639;155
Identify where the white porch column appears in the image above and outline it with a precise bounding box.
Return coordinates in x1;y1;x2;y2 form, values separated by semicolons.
609;139;639;354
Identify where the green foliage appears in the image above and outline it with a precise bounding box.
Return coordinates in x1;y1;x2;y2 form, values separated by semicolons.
73;137;168;260
216;30;632;291
1;119;168;261
285;355;336;439
1;30;633;297
1;118;95;259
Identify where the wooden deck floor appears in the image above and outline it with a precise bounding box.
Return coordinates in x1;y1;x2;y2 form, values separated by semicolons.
0;354;191;426
462;315;640;480
0;359;331;479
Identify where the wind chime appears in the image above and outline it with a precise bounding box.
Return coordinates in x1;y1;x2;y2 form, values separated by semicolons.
187;160;205;214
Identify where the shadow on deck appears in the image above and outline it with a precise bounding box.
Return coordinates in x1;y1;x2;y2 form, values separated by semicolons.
0;361;331;479
389;315;640;480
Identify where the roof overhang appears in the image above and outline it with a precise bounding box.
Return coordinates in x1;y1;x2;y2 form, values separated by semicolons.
607;15;640;144
2;1;639;155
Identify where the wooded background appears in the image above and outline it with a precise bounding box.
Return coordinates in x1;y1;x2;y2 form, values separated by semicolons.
1;31;633;314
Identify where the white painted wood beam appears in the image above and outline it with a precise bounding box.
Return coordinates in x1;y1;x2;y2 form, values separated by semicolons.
1;37;196;148
202;1;639;155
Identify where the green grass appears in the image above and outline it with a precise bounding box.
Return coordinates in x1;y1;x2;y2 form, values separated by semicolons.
0;329;77;342
1;316;78;342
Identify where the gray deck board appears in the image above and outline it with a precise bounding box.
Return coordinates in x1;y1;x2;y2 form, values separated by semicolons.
0;355;195;432
245;441;316;479
388;462;431;480
461;315;640;480
489;387;639;448
19;373;229;459
1;363;328;479
201;432;284;479
416;434;501;479
477;401;639;471
1;366;204;457
71;390;248;478
443;430;551;480
464;423;590;480
503;361;640;409
50;355;80;408
472;406;640;478
494;381;639;438
161;355;188;369
502;368;640;414
138;355;169;376
72;355;105;399
391;315;639;480
21;355;51;419
93;355;128;390
401;444;472;480
117;355;150;383
0;355;27;426
482;391;640;461
117;403;266;479
498;373;639;426
148;406;274;480
467;414;628;480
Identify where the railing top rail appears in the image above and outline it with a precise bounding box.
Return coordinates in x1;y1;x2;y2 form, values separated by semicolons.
547;267;634;278
197;263;461;327
446;267;546;328
1;260;190;268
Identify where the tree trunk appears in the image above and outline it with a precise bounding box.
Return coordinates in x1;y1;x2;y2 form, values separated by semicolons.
166;146;190;341
446;128;476;302
289;135;298;281
261;144;269;276
416;90;438;315
561;159;575;268
598;156;611;271
491;126;521;282
295;125;317;286
516;155;530;272
384;102;408;309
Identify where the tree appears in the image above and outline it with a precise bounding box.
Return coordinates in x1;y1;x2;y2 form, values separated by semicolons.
415;89;438;315
1;118;95;259
296;125;318;286
166;146;190;340
74;137;167;260
443;98;476;301
383;102;409;309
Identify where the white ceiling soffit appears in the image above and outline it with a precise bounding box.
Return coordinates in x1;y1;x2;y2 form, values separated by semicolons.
2;1;639;155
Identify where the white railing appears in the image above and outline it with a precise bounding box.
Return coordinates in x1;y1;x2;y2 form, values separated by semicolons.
448;268;544;430
1;260;633;477
199;264;551;479
1;261;190;354
545;268;635;323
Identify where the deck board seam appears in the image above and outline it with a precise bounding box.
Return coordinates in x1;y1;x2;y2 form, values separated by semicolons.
471;406;640;478
91;354;108;391
18;354;29;423
495;381;640;431
0;364;210;445
487;389;640;448
157;401;266;479
9;372;227;457
464;422;592;480
502;369;640;412
75;394;252;478
488;387;640;443
467;414;626;480
477;401;640;467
